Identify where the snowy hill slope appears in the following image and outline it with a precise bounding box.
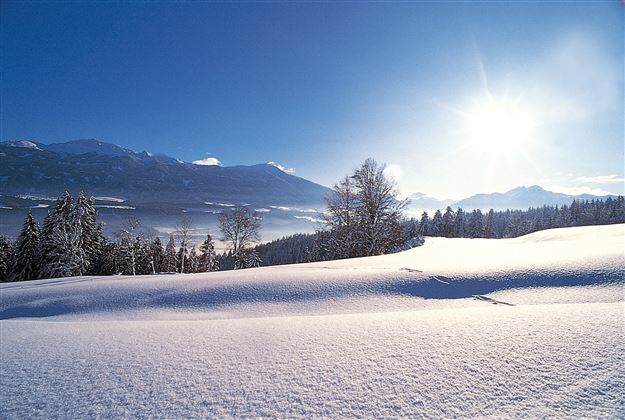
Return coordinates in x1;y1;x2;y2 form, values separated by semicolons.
1;224;624;418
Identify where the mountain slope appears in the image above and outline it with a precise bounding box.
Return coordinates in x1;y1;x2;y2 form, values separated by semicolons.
455;185;614;210
0;140;330;206
406;185;618;213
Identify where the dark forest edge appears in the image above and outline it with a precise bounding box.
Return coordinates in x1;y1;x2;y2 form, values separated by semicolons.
2;158;624;282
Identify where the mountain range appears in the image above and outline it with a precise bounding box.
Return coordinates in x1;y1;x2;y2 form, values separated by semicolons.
407;185;618;213
0;139;330;206
1;139;618;212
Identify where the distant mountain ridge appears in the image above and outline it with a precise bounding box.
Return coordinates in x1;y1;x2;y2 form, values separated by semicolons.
1;139;618;211
408;185;618;212
43;139;137;157
0;139;330;206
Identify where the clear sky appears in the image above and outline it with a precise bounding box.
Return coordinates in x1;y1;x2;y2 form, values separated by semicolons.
2;1;623;198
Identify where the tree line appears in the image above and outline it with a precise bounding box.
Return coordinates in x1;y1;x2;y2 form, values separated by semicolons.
2;158;623;280
251;192;624;267
1;190;268;281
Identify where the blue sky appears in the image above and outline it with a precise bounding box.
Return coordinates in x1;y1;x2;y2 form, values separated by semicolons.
2;1;623;198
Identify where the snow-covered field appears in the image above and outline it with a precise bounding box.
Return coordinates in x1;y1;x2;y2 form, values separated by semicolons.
1;224;624;418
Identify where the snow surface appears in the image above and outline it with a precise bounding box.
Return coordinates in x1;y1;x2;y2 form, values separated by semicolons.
94;196;126;203
8;140;41;150
1;224;624;418
93;204;136;210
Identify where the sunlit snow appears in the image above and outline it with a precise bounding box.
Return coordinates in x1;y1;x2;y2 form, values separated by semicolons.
1;224;623;418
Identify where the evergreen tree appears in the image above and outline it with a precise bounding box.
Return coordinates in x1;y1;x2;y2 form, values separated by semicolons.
102;241;122;275
115;217;140;276
150;237;165;274
38;191;73;277
467;209;484;238
442;206;455;237
402;218;420;242
75;192;105;274
235;248;261;269
484;209;496;238
419;212;431;236
187;247;199;273
431;210;443;236
133;235;152;275
12;211;40;281
163;235;178;272
199;234;218;272
38;192;87;279
0;236;13;281
454;208;466;237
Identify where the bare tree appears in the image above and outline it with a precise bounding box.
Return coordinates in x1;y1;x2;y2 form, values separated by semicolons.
219;206;262;268
175;216;193;274
352;158;406;255
324;175;360;258
322;158;406;258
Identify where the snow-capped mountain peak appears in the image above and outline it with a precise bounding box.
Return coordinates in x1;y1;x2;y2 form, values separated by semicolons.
3;140;42;150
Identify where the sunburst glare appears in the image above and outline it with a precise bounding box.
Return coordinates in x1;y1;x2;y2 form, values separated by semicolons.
463;95;537;159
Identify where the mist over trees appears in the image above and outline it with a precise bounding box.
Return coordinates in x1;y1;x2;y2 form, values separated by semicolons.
1;191;220;281
1;177;623;281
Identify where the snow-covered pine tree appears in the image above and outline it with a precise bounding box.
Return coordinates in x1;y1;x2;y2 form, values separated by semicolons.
12;211;40;281
75;192;106;274
431;210;443;236
454;208;466;237
235;248;261;269
87;226;109;275
467;209;484;238
163;235;178;273
483;209;496;238
150;237;165;274
186;246;199;273
133;235;152;275
100;240;120;275
38;191;73;277
401;218;420;243
199;234;218;272
115;216;141;276
442;206;455;237
419;212;431;236
0;236;13;281
38;192;88;279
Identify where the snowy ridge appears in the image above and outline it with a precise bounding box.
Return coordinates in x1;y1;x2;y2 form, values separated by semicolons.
1;224;623;320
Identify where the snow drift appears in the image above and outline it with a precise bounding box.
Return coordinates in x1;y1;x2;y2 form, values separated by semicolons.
1;224;624;418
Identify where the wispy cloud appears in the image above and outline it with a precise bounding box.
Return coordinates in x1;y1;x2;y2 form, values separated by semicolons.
193;157;221;166
268;161;295;173
576;174;624;185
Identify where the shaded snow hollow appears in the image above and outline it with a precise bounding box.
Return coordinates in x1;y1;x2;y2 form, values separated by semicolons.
1;224;624;418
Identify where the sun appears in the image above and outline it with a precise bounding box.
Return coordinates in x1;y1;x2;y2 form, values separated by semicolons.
464;96;536;158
